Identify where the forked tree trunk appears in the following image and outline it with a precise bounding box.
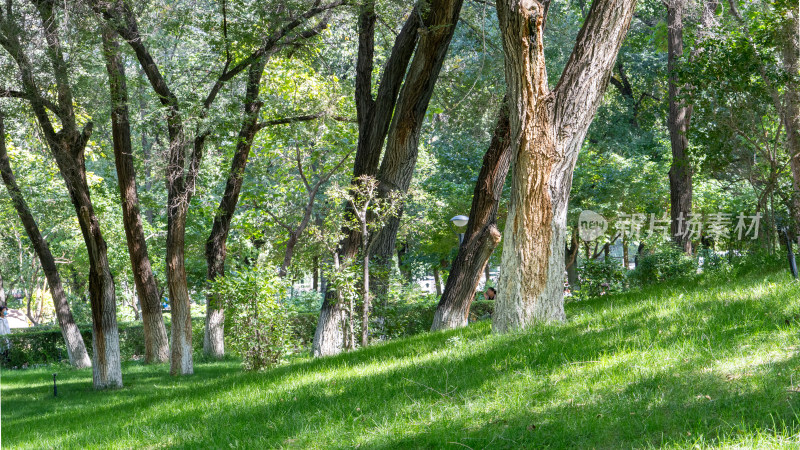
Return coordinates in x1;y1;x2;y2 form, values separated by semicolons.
0;113;91;369
369;0;465;303
432;102;511;331
102;29;169;364
313;4;420;357
667;0;693;254
493;0;635;333
204;58;267;359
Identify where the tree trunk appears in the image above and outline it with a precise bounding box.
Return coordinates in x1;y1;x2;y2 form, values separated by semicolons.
102;28;169;364
313;4;420;357
565;227;579;289
312;256;320;292
0;269;6;308
782;12;800;232
493;0;635;333
432;266;442;297
361;234;370;347
432;101;511;331
1;2;121;386
203;58;267;359
622;234;629;269
667;0;693;254
369;0;465;303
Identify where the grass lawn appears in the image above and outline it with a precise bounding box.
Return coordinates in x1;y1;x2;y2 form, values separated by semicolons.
2;269;800;449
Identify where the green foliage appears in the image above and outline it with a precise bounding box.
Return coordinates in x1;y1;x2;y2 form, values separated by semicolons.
575;258;628;300
210;266;294;371
0;319;205;368
630;244;699;286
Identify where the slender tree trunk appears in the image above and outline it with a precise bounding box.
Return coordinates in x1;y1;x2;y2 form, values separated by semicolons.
204;58;267;359
361;233;370;347
432;266;442;297
313;4;420;357
102;28;169;364
370;0;465;303
667;0;693;254
312;256;320;292
432;102;511;331
0;269;6;308
493;0;635;333
565;228;579;289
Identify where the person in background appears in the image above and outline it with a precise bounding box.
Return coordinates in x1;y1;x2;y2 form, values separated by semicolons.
0;306;10;335
484;287;496;300
0;306;10;357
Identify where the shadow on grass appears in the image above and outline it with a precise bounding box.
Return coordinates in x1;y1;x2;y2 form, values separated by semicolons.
2;270;799;448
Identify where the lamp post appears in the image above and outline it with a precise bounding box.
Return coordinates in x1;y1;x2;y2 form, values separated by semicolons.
450;215;468;245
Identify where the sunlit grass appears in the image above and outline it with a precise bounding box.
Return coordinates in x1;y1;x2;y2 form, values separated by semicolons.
2;269;799;448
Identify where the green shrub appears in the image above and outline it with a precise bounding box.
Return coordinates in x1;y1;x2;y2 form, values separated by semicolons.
630;244;698;286
210;266;295;371
576;258;627;299
1;318;204;368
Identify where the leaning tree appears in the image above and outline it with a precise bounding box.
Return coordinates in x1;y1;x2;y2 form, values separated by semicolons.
492;0;636;332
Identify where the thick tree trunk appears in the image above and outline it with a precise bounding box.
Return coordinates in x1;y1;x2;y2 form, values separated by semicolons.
493;0;635;333
0;115;91;368
667;0;693;254
782;13;800;233
204;58;267;358
369;0;465;302
313;4;420;357
432;102;511;331
102;29;169;364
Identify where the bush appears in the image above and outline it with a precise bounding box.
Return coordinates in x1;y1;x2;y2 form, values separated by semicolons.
210;266;295;371
630;244;698;286
576;258;627;299
1;318;204;368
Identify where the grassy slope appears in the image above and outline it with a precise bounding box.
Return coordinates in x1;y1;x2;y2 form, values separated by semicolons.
2;269;799;449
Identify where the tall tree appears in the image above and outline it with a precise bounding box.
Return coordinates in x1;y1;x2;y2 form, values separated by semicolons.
782;8;800;233
368;0;465;303
102;27;169;364
0;111;91;369
0;0;122;388
202;8;339;359
667;0;693;253
313;2;421;357
492;0;636;333
431;101;511;331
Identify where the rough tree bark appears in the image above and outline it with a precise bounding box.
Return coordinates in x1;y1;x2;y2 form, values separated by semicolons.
667;0;693;254
368;0;465;304
431;101;511;331
102;28;169;364
0;112;91;369
313;3;420;357
493;0;635;333
1;1;122;387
